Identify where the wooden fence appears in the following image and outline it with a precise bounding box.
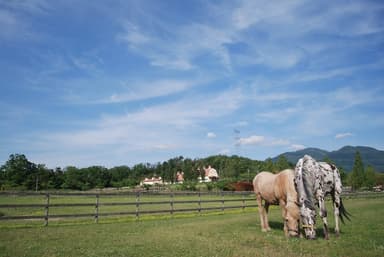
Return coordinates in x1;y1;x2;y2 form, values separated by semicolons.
0;190;382;226
0;191;258;226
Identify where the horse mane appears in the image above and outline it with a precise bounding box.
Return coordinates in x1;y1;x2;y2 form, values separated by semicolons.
295;156;317;210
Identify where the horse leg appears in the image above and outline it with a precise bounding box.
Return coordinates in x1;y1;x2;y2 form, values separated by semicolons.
264;202;271;231
333;195;340;236
279;200;288;236
257;194;268;232
318;198;329;240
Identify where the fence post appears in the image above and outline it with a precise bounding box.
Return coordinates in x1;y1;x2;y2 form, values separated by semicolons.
221;191;224;212
95;194;99;223
44;193;50;226
135;191;140;221
242;191;246;211
170;192;174;216
198;191;201;215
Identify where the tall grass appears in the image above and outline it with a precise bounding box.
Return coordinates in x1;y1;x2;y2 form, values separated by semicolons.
0;197;383;257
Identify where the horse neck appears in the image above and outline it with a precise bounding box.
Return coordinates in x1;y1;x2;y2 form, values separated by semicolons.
283;170;298;202
295;156;319;209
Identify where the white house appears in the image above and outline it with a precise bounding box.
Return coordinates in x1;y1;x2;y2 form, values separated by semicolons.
198;165;219;182
176;171;184;184
140;177;163;186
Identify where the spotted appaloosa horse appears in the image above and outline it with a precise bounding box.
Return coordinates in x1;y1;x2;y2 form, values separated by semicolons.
294;155;351;239
253;169;300;237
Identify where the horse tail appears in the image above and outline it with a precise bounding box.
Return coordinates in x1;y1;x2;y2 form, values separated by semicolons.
339;198;351;224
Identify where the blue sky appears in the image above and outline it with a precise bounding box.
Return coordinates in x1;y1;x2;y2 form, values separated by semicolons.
1;0;383;168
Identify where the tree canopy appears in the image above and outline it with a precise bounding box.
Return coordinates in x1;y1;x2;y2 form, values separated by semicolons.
0;152;381;191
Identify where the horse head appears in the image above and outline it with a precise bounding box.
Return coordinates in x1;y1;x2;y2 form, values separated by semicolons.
285;201;300;237
300;200;317;239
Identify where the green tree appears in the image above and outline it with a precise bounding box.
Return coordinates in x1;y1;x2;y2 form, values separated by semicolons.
338;166;347;184
109;166;131;187
48;167;64;189
62;166;83;190
182;158;196;181
0;154;39;189
375;173;384;187
263;158;275;173
84;166;111;189
350;151;365;190
274;155;292;171
364;165;376;190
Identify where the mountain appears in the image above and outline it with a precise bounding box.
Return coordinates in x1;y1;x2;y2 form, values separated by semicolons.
272;146;384;172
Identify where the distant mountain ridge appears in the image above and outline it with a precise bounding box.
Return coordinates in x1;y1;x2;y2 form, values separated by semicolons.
272;146;384;172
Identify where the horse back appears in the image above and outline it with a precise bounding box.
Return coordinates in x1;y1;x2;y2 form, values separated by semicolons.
253;171;278;203
274;169;297;202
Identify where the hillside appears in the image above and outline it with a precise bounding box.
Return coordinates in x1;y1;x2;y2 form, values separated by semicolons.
272;146;384;172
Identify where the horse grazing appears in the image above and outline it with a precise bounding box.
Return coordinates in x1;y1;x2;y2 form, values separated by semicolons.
253;169;300;237
294;155;351;240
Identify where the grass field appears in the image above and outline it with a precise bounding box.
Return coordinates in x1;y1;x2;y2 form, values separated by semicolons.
0;197;383;257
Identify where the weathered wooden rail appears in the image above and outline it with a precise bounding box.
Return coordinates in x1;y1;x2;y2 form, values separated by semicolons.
0;191;258;225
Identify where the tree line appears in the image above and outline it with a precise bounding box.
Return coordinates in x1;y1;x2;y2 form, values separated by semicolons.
0;152;382;191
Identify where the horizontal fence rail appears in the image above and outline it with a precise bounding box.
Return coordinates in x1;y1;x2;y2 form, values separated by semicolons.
0;190;382;226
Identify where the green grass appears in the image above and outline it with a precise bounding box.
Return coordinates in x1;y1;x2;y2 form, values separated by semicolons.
0;197;383;257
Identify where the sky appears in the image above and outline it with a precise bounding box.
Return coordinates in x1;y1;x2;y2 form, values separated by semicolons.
0;0;383;168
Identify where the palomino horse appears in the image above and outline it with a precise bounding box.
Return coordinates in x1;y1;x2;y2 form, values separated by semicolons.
253;169;300;237
294;155;351;239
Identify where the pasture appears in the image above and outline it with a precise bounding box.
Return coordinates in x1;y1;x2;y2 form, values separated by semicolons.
0;196;383;257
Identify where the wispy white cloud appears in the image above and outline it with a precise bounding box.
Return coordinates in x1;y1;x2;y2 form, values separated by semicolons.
100;79;194;103
236;135;291;147
0;0;51;41
231;0;299;30
218;148;231;155
118;19;234;71
335;132;353;139
35;87;245;163
231;121;249;128
290;144;306;151
70;52;104;75
207;132;217;138
117;21;150;46
236;135;265;146
116;0;384;73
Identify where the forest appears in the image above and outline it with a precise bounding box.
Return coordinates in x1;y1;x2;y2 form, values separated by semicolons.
0;152;382;191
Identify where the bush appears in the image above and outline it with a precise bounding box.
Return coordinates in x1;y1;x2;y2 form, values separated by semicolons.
169;182;197;191
211;179;237;191
195;183;208;191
